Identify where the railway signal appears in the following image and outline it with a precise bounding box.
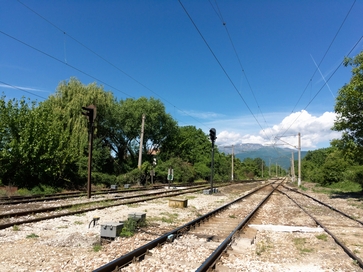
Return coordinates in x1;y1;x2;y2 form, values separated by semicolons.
82;104;97;199
209;128;216;193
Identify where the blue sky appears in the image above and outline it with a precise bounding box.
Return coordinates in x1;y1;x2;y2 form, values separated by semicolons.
1;0;363;151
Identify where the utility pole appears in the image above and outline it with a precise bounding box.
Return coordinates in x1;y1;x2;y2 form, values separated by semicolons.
269;158;271;176
291;152;295;182
231;145;234;181
276;162;277;177
298;132;301;186
262;161;263;178
138;114;146;170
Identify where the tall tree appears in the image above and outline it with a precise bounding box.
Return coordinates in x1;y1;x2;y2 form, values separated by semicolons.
333;51;363;162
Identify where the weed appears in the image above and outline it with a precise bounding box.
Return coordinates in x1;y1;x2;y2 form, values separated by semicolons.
57;225;68;229
229;214;236;218
255;241;271;256
74;221;83;225
315;234;328;241
119;218;138;237
293;237;313;254
12;225;20;231
126;203;140;208
26;233;39;238
160;212;179;224
93;244;102;252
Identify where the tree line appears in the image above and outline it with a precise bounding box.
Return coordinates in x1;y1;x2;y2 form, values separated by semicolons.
0;77;279;192
300;51;363;189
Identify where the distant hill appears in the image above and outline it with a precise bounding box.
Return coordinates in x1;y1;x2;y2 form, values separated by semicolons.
220;144;308;170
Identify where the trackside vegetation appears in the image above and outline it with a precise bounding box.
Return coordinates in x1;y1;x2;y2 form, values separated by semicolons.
301;51;363;191
0;78;276;193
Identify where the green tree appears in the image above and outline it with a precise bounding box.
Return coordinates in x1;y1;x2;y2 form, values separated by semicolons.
106;97;178;172
333;51;363;163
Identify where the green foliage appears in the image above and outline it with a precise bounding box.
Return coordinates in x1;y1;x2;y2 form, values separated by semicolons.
26;233;39;238
12;225;20;231
119;218;138;237
93;243;102;252
333;51;363;163
30;184;59;195
315;234;328;241
157;157;195;183
343;165;363;187
0;77;254;191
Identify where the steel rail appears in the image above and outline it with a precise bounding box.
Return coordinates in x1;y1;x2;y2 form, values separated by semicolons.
195;183;280;272
0;185;208;219
0;186;210;230
0;184;210;205
93;181;276;272
279;189;363;269
282;184;363;225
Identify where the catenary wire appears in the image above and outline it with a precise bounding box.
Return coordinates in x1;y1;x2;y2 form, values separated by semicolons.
208;0;273;143
178;0;266;134
274;0;357;146
15;0;210;131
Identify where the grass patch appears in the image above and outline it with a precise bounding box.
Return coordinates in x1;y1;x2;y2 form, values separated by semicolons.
161;212;179;224
255;240;272;256
313;181;362;195
74;221;83;225
12;225;20;231
26;233;39;238
126;203;140;208
315;233;328;241
57;225;68;229
93;243;102;252
293;237;313;254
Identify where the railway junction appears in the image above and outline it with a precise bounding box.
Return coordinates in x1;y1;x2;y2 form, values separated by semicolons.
0;180;362;271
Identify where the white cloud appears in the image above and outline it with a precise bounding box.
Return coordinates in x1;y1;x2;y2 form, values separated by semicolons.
214;110;341;150
0;83;49;93
178;109;223;119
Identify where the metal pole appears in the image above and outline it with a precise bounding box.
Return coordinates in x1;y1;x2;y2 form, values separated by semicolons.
87;123;94;199
276;162;277;177
210;142;215;192
138;114;146;170
262;160;264;178
298;132;301;186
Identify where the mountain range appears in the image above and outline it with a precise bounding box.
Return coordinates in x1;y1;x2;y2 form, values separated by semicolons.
219;143;308;170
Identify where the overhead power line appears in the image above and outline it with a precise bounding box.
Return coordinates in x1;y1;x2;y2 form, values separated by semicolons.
208;0;272;142
13;0;211;131
277;0;357;140
178;0;266;134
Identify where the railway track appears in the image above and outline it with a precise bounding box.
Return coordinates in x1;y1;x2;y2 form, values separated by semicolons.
0;184;196;205
92;179;363;271
0;184;212;230
93;180;279;271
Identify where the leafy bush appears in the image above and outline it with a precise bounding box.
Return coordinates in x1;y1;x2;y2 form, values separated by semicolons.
31;184;58;195
119;218;138;237
344;165;363;186
91;172;117;186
